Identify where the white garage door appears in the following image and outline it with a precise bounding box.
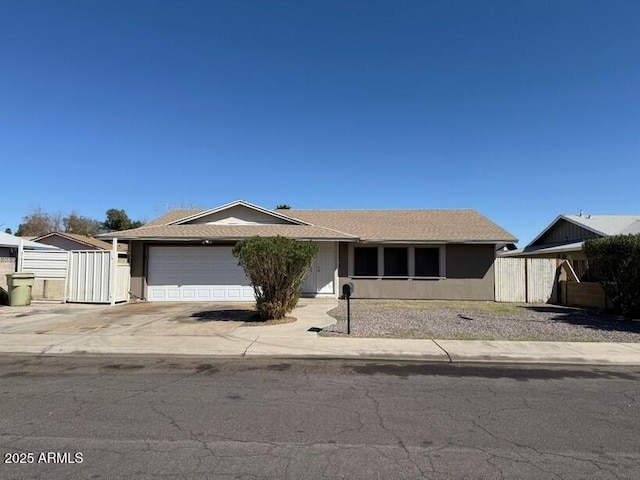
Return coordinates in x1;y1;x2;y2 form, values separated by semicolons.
147;246;254;302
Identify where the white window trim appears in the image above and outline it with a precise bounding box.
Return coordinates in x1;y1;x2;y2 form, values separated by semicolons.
349;244;446;279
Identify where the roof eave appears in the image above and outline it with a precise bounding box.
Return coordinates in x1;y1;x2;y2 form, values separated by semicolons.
165;200;312;226
105;235;357;242
503;241;585;256
359;239;517;244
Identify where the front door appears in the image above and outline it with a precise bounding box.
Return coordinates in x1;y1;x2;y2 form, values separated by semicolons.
303;243;336;296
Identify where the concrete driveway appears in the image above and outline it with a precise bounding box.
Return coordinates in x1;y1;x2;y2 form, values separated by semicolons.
0;302;256;337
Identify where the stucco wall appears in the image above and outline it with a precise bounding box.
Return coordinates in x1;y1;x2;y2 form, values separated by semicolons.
131;241;497;301
189;205;290;225
129;241;145;299
2;257;65;303
338;242;349;277
339;244;496;300
31;279;66;301
560;281;613;310
0;257;16;304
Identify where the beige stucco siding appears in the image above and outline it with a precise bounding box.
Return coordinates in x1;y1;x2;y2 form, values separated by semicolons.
131;241;497;301
188;205;293;225
339;244;496;300
31;279;65;301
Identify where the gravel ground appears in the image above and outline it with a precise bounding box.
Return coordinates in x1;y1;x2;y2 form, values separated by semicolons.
322;300;640;342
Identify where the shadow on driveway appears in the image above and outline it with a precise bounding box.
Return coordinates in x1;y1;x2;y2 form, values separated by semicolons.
524;306;640;335
190;309;256;323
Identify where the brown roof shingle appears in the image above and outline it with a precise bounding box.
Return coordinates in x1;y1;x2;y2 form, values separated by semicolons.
284;209;517;242
35;232;128;252
144;209;204;226
101;206;516;243
102;224;357;240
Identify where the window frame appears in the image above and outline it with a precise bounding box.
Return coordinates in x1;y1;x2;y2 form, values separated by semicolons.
353;246;379;277
383;247;409;277
349;244;446;279
413;246;442;278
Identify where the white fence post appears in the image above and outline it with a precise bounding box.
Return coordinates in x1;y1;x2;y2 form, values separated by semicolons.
110;239;118;306
17;239;24;272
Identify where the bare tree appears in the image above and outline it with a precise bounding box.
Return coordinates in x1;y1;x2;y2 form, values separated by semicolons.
16;207;63;236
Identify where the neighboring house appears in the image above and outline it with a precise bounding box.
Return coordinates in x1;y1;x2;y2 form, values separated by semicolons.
500;213;640;279
0;232;61;300
32;232;128;259
0;232;60;257
99;200;516;302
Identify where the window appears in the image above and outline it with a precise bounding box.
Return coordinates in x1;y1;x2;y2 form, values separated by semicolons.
351;245;445;278
384;247;408;276
354;247;378;276
415;247;440;277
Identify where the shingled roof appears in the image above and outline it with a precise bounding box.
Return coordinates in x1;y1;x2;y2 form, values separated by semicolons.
100;202;516;243
33;232;128;253
285;209;516;242
101;224;356;241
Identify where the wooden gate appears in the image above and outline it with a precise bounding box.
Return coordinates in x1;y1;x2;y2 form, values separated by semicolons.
495;257;557;303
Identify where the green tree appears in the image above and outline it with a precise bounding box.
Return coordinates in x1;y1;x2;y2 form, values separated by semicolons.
275;204;291;210
233;236;318;320
103;209;144;231
63;212;102;236
584;234;640;318
4;228;12;234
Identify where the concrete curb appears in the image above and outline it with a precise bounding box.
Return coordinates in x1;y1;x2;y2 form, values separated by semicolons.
0;335;639;366
0;300;639;366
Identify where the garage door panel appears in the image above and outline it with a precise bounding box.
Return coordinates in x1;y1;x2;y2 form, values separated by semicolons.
147;246;254;302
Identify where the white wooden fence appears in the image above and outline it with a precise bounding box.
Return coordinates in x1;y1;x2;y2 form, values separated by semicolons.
19;249;130;305
494;257;557;303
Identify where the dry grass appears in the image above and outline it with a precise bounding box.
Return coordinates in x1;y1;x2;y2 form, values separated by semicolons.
358;300;520;316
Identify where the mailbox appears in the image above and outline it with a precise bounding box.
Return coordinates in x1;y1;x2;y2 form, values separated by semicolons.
342;282;355;335
342;282;354;298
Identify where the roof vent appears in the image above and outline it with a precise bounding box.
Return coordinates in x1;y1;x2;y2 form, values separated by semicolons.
579;209;583;217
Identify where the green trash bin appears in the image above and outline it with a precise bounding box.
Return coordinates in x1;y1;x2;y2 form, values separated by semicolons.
6;273;36;307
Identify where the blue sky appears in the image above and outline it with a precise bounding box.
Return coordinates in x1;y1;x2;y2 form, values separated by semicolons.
1;0;638;245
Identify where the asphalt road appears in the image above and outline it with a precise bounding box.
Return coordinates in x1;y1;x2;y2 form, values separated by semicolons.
1;356;638;479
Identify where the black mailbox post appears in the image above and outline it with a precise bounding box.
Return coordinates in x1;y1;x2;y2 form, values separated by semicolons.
342;283;354;335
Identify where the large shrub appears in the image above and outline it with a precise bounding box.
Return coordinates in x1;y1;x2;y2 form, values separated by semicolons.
233;236;318;320
584;234;640;318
